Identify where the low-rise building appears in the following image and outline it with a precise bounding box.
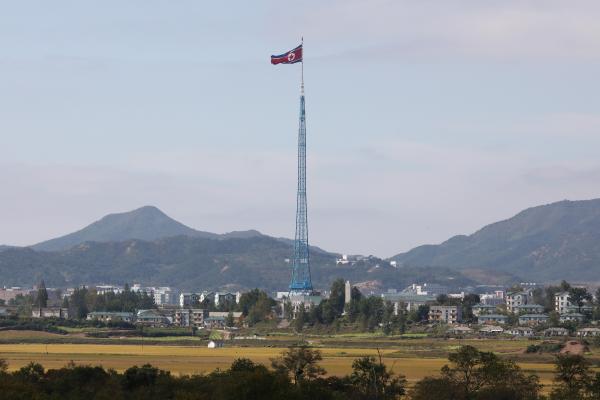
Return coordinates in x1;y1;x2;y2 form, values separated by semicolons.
136;309;170;327
508;327;534;337
513;304;545;314
403;283;449;296
448;326;473;335
94;285;124;295
204;316;226;329
428;305;462;324
479;325;504;335
477;314;508;325
380;293;436;314
203;311;243;328
0;287;34;303
31;307;69;319
578;327;600;337
87;311;134;323
565;305;593;315
519;314;549;326
543;327;569;337
559;313;585;323
287;293;322;316
472;304;497;316
174;308;209;327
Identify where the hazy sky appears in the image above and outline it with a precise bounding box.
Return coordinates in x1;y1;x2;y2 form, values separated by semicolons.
2;1;600;256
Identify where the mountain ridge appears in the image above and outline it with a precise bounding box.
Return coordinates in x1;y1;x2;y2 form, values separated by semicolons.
32;206;264;252
0;235;472;291
390;198;600;282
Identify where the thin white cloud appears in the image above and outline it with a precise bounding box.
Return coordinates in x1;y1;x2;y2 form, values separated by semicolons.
269;0;600;61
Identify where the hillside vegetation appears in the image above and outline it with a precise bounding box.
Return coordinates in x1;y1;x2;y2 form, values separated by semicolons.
392;199;600;282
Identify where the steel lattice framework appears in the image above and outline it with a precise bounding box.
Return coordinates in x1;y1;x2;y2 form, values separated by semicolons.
289;86;313;293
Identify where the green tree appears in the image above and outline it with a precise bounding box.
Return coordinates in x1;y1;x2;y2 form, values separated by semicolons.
548;311;560;326
225;311;235;327
346;286;363;322
461;293;481;323
350;352;406;399
410;345;541;400
35;280;48;308
407;305;429;324
294;304;307;332
271;345;326;385
328;278;346;316
569;287;592;314
436;294;450;305
550;354;590;400
239;289;275;325
68;287;89;319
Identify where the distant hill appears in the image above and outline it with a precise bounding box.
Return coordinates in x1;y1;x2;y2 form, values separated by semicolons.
391;199;600;283
0;236;472;291
32;206;263;252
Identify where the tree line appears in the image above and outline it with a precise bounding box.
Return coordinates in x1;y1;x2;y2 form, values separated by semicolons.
0;343;597;399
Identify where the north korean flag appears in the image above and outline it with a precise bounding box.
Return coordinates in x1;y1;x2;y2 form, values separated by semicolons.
271;44;303;65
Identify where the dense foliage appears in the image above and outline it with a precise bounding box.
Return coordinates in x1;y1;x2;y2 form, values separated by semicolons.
63;286;156;319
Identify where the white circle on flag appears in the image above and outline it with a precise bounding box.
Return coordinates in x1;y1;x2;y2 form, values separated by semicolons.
288;52;296;62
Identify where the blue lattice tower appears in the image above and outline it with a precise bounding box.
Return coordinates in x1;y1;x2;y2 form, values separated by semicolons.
289;80;313;294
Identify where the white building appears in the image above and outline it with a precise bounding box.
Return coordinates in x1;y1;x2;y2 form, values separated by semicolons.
336;255;350;265
94;285;124;295
153;287;173;306
554;291;572;314
404;283;449;296
480;291;505;306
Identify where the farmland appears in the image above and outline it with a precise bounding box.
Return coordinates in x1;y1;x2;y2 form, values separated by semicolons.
0;329;582;389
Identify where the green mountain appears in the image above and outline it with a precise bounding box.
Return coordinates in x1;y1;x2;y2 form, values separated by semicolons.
0;236;471;291
32;206;262;252
391;199;600;283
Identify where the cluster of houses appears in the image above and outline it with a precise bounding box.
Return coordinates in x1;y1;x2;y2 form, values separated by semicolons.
474;289;591;326
447;325;600;338
85;309;243;329
12;304;244;330
0;284;245;330
380;283;598;333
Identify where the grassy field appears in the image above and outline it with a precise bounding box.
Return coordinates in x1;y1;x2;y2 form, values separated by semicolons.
0;331;573;389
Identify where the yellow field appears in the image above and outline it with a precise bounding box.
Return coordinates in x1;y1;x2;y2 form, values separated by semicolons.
0;342;558;387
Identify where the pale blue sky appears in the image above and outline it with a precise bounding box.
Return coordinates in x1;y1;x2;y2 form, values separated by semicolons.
1;1;600;256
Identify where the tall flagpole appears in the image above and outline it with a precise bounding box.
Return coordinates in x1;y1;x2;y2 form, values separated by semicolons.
289;35;313;294
301;37;304;94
